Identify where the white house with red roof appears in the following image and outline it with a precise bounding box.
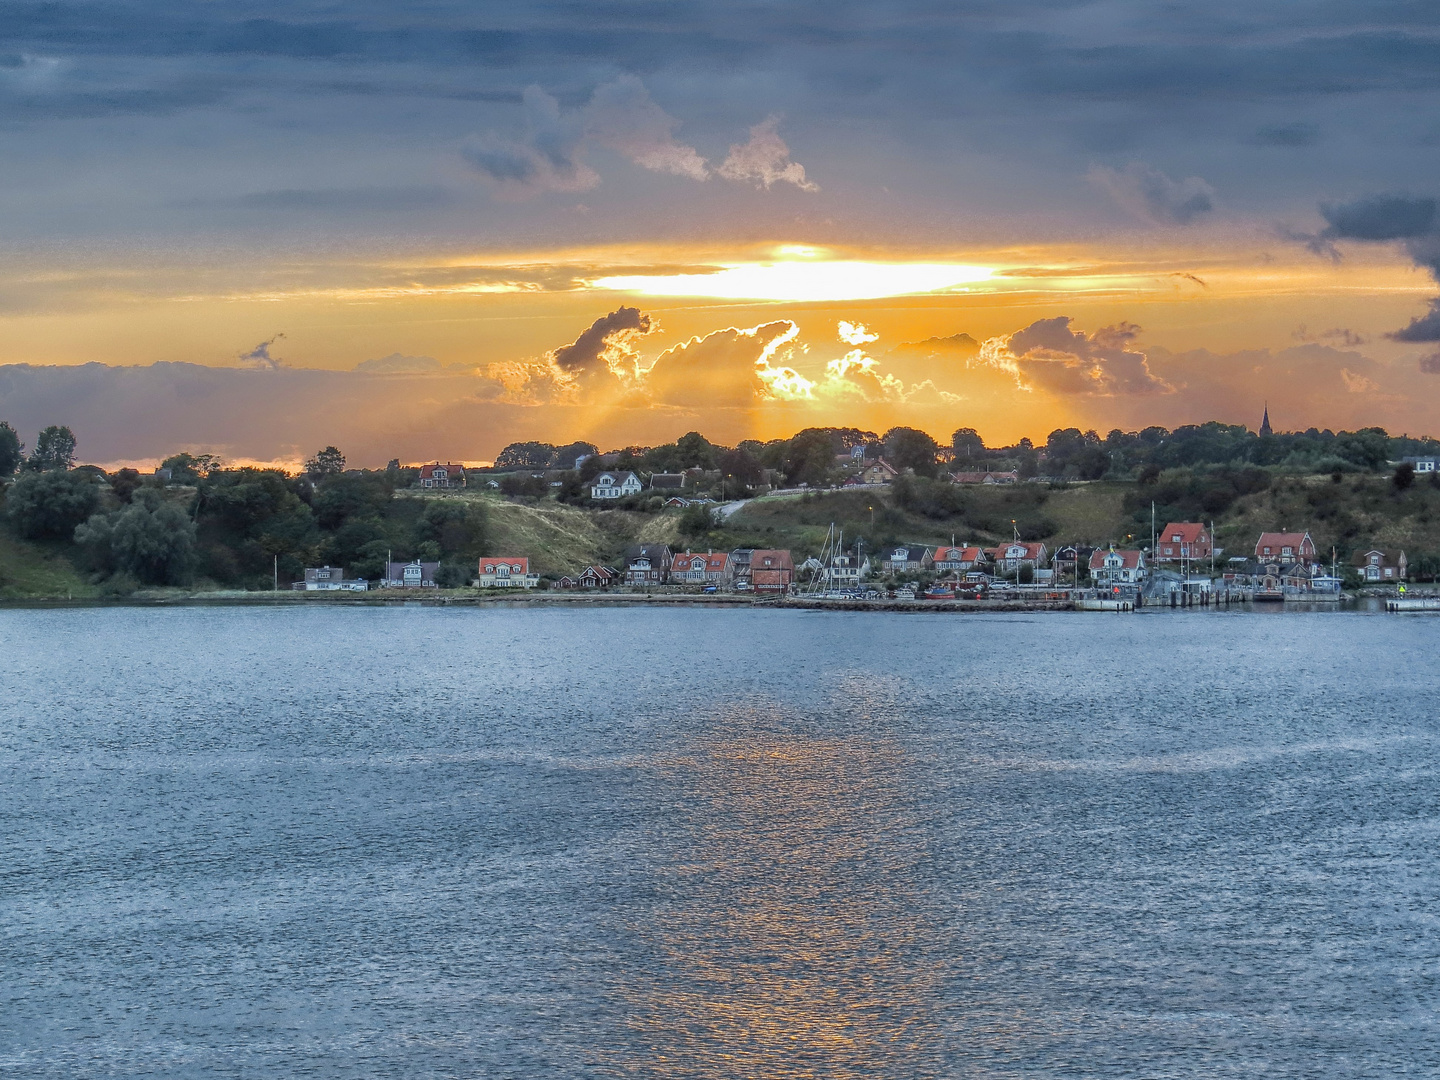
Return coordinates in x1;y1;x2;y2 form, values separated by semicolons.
671;550;732;586
1155;522;1212;562
1254;531;1317;566
418;462;465;489
478;556;538;588
1089;547;1147;585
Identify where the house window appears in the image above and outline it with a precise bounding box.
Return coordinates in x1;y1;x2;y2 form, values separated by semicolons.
1282;546;1293;557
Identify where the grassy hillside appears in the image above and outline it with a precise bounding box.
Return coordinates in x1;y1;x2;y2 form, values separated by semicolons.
0;531;100;600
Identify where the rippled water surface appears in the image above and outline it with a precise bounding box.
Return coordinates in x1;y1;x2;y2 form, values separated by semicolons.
2;605;1438;1078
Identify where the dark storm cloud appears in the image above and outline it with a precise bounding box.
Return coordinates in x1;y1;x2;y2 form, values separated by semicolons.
553;306;651;373
1296;193;1440;341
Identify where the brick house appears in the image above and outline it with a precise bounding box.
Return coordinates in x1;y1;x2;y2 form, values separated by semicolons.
622;543;672;585
749;549;795;593
1353;549;1407;582
1155;522;1212;562
1254;531;1317;566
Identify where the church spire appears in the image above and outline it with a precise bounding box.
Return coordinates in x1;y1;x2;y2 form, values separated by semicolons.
1259;403;1272;438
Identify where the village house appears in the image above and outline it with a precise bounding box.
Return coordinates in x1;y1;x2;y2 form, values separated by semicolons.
858;460;899;485
418;463;466;489
292;566;368;591
1353;549;1407;582
887;545;934;574
622;543;672;586
950;469;1019;485
750;549;795;593
1089;548;1148;586
1254;531;1318;567
821;552;871;588
381;560;440;588
1403;456;1437;473
933;546;988;574
1051;544;1095;578
477;557;539;588
591;471;644;499
988;541;1049;574
648;472;686;491
557;565;619;589
1155;522;1212;562
670;550;732;586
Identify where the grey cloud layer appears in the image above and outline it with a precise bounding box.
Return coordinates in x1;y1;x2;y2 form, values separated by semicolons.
7;1;1440;246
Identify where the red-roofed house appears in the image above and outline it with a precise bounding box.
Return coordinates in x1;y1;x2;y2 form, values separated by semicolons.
933;546;989;573
478;556;538;588
1155;522;1212;562
1089;547;1148;585
419;462;466;489
1353;549;1407;582
1254;531;1317;566
750;549;795;593
671;550;732;586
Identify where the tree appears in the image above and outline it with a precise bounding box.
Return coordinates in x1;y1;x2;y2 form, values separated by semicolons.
675;431;717;469
109;468;143;503
28;425;76;471
5;470;99;538
552;441;599;470
679;501;715;537
882;427;939;477
951;427;986;461
0;421;22;476
1393;461;1416;490
495;441;556;468
75;490;197;585
161;452;224;484
305;446;346;475
718;447;764;486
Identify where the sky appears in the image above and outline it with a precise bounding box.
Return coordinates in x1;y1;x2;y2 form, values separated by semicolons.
3;0;1440;466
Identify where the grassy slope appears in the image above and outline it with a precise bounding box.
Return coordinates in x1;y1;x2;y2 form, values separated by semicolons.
0;531;99;600
1220;473;1440;560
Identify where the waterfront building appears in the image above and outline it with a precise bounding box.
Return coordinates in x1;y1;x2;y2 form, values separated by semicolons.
478;557;539;588
292;566;368;591
622;543;672;585
381;560;440;588
1155;522;1212;562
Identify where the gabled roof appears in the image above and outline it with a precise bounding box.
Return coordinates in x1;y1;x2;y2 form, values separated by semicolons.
672;551;730;572
934;546;986;562
888;544;933;560
624;543;672;564
1159;522;1208;543
989;542;1047;560
480;557;529;574
1255;531;1313;553
1352;549;1403;566
750;549;793;570
649;472;685;488
1089;548;1144;570
594;470;639;485
419;462;465;478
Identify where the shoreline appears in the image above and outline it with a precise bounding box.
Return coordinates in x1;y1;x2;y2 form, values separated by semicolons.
0;589;1387;613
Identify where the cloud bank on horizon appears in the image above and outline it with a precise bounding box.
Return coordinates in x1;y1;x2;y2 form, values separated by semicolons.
3;306;1434;467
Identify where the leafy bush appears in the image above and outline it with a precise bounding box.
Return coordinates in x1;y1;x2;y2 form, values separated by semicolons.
6;470;100;539
75;490;197;585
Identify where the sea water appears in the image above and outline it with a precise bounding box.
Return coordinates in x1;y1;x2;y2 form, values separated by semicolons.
2;605;1437;1078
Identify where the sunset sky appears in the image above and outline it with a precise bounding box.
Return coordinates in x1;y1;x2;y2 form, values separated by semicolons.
3;1;1440;465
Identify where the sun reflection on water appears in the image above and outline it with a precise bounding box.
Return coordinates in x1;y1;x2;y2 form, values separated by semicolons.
612;715;948;1078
